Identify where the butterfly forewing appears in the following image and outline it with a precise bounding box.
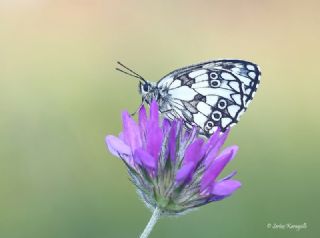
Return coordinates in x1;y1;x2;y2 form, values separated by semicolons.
156;60;261;136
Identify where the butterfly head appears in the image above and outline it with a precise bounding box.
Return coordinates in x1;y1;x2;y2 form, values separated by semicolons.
116;61;159;104
139;81;158;103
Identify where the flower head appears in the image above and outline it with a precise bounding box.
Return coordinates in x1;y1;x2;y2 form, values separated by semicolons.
106;100;241;215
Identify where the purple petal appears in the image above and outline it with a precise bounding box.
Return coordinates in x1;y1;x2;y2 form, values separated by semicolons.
105;135;131;157
138;105;148;133
204;129;230;167
175;120;183;140
208;194;229;202
105;135;133;166
146;123;163;160
175;162;195;184
168;121;177;161
183;129;191;143
122;111;142;151
202;128;221;155
162;118;171;134
184;138;204;164
201;147;237;192
183;125;198;144
149;100;159;126
133;148;157;173
217;145;239;162
118;132;124;141
211;180;241;196
220;170;237;181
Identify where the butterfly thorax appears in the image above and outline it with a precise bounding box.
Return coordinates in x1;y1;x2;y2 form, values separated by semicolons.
139;81;171;112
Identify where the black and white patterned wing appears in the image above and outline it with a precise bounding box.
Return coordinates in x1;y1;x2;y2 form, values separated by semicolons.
157;59;261;136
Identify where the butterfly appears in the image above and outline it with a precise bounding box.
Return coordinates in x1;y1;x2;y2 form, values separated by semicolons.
116;59;261;137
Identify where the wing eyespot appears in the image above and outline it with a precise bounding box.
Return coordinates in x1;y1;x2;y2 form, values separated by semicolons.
204;120;214;131
209;79;221;88
212;111;222;121
218;99;227;109
209;72;219;80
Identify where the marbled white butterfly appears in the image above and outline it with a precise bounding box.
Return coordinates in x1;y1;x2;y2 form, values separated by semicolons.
116;60;261;137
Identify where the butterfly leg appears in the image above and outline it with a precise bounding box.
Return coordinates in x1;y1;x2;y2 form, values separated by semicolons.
160;109;174;114
130;103;144;116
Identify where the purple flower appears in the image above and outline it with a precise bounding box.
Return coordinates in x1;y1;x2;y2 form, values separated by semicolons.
106;100;241;215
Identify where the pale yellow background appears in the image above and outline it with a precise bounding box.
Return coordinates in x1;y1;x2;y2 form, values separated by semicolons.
0;1;319;237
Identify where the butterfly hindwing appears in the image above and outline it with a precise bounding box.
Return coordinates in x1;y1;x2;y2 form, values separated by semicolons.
157;60;261;136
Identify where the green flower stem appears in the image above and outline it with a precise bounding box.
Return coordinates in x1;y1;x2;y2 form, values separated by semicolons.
140;207;161;238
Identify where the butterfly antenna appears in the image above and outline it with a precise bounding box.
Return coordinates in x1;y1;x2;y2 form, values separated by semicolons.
115;67;142;79
116;61;147;83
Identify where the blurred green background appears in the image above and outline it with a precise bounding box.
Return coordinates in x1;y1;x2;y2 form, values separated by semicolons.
0;0;319;237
